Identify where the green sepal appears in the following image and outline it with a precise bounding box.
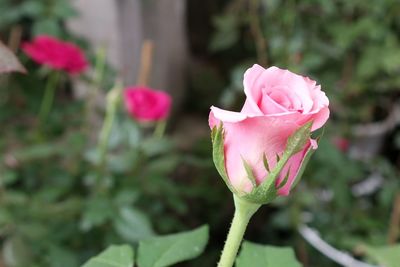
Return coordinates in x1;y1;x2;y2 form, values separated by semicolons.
242;158;257;187
211;123;239;195
262;153;270;172
284;121;313;156
278;167;291;190
289;128;323;191
241;122;314;204
211;122;316;204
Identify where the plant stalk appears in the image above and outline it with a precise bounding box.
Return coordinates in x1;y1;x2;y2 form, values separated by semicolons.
39;71;60;123
217;195;260;267
153;120;167;139
97;83;122;171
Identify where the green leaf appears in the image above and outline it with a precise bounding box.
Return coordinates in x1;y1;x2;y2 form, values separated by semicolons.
137;225;209;267
33;18;62;37
81;245;134;267
80;197;114;231
47;246;79;267
113;207;154;243
236;241;303;267
209;14;239;51
52;0;78;18
363;244;400;267
19;1;44;17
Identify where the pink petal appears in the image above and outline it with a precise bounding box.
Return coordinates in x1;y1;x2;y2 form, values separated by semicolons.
218;115;301;193
276;140;315;196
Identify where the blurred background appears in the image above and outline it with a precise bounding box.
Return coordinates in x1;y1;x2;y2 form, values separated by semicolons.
1;0;400;266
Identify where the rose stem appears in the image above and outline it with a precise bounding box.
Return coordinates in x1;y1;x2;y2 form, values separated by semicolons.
85;46;106;132
153;120;167;139
97;82;122;173
38;71;61;123
218;195;261;267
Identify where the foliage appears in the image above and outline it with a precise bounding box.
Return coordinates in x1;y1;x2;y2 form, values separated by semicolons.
236;241;302;267
363;244;400;267
0;0;77;36
82;245;134;267
211;0;400;123
81;226;209;267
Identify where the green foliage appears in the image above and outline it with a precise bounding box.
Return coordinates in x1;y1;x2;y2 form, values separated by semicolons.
0;0;76;36
137;225;209;267
212;0;400;123
82;245;134;267
363;244;400;267
236;241;302;267
81;226;208;267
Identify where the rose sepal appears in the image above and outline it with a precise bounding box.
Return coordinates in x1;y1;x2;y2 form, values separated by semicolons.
211;121;315;205
211;122;241;195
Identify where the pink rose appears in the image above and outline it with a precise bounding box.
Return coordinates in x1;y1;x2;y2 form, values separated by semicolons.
123;86;172;122
22;35;88;74
209;64;329;197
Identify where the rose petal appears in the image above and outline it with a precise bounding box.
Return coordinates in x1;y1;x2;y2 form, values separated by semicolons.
242;64;265;115
276;140;315;196
215;114;300;193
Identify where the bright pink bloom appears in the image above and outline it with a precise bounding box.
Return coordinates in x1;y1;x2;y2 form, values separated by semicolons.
123;86;172;122
22;35;88;74
209;65;329;196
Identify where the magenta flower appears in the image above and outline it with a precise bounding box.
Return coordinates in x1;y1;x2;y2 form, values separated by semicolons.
22;35;88;74
123;86;172;122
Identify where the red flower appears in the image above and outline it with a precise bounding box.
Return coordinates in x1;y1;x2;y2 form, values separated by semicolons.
123;86;172;122
333;137;350;152
22;35;88;74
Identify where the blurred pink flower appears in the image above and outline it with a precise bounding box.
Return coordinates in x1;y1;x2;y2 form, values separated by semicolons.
22;35;88;74
123;86;172;122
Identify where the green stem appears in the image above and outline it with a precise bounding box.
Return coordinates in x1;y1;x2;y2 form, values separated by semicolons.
39;71;60;123
97;84;122;171
218;195;261;267
85;47;107;127
93;47;107;88
153;120;167;138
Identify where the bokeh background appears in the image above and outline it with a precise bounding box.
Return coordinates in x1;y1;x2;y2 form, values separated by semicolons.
1;0;400;266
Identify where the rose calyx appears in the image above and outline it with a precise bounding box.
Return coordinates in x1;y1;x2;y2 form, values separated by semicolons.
211;121;315;204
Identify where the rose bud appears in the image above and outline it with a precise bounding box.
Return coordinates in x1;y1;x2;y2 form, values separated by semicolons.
210;65;329;204
123;86;172;122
